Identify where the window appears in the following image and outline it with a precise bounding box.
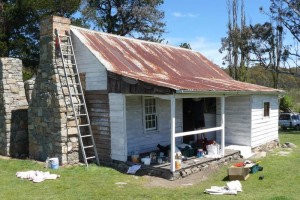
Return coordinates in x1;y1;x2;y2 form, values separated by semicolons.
263;102;270;117
144;97;157;130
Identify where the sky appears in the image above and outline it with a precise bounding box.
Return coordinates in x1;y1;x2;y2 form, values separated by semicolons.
160;0;273;67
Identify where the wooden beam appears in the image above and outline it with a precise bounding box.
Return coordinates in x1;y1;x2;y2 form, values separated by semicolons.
174;127;223;138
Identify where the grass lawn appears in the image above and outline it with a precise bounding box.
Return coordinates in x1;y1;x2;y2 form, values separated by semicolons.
1;130;300;200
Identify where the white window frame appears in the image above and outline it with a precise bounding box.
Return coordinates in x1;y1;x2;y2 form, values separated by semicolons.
143;97;158;131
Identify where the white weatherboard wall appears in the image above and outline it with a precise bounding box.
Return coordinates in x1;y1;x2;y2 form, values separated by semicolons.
71;32;107;90
222;96;252;146
126;96;183;155
251;95;279;147
109;93;127;161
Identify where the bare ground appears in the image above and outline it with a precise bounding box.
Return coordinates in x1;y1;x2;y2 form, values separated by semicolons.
141;168;219;188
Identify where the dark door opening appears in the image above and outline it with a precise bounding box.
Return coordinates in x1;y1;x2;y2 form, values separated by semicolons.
182;98;205;143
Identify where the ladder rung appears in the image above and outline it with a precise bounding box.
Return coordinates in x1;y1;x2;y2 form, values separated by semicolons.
81;134;92;138
66;73;79;77
84;145;94;149
62;54;74;56
79;124;89;127
77;113;87;116
69;83;80;86
74;103;85;106
86;156;96;160
60;35;71;39
60;44;72;47
71;93;83;96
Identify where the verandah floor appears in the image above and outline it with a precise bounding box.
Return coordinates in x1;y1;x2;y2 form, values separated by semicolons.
126;149;241;180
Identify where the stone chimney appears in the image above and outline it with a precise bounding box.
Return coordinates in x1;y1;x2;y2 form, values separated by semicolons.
28;16;80;165
0;58;28;156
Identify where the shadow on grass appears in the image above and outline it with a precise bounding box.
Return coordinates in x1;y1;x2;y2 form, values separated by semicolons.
279;128;300;134
221;176;230;182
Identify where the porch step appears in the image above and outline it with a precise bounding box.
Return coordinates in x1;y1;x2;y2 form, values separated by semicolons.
225;145;254;159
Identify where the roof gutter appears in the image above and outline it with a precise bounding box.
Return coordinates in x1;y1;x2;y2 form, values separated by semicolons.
175;89;285;96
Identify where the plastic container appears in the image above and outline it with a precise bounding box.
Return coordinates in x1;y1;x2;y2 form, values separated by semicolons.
131;155;139;163
207;144;219;155
175;159;181;170
49;157;59;169
143;157;151;165
197;149;203;157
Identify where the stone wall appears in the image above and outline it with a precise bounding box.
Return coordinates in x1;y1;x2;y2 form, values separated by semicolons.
0;58;28;156
28;16;80;165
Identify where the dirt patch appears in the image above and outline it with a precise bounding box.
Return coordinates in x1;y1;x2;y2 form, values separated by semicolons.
277;151;291;156
142;168;218;188
0;155;11;160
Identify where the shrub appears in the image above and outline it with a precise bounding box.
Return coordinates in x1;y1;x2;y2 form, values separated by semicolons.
280;95;293;112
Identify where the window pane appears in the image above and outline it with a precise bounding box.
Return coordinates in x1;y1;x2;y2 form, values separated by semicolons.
144;98;157;130
264;102;270;117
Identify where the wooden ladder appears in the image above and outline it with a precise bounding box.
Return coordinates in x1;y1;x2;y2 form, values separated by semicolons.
55;29;100;167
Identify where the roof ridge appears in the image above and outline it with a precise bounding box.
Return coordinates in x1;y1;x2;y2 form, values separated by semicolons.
70;25;203;54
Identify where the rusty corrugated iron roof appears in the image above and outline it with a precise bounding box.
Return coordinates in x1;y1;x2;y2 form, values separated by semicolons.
70;26;281;94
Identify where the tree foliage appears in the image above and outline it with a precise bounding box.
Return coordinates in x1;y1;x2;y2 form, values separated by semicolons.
280;95;293;112
249;22;283;88
262;0;300;70
220;0;300;88
179;42;192;49
269;0;300;43
0;0;80;69
220;0;251;82
81;0;165;42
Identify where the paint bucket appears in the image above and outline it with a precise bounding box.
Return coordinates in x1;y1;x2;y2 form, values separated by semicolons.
131;155;139;163
143;157;151;165
175;159;181;170
207;144;219;155
197;149;203;157
49;157;59;169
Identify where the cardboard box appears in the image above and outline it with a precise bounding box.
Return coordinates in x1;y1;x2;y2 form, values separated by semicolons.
227;166;250;181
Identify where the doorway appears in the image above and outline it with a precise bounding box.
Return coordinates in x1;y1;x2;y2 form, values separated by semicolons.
182;98;205;143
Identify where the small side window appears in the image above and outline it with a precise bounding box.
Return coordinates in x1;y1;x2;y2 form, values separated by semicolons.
264;102;270;117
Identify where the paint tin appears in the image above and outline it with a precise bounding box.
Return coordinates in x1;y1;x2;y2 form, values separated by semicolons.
197;149;203;157
49;157;59;169
175;159;181;170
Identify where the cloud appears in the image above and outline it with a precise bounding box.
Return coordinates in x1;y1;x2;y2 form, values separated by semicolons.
190;37;224;66
172;12;197;18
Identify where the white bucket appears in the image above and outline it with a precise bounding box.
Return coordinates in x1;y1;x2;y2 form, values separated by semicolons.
49;157;59;169
207;144;219;155
143;157;151;165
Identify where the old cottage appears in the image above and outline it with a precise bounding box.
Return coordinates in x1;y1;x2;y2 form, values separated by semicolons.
0;16;283;176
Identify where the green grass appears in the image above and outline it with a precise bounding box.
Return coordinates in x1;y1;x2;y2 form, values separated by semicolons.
1;130;300;200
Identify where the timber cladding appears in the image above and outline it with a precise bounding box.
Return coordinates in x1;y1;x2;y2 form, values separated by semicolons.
85;90;111;161
107;72;174;94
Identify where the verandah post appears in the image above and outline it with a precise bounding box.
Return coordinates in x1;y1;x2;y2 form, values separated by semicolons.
221;96;225;156
170;95;176;172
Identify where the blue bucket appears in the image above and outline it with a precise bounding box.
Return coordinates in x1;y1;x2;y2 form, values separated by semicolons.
49;157;59;169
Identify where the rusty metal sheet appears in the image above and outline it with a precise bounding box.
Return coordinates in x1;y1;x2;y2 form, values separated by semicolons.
71;26;280;93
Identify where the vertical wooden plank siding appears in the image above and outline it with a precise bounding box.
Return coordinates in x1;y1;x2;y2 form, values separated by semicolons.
251;95;279;147
85;91;111;161
109;93;127;161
